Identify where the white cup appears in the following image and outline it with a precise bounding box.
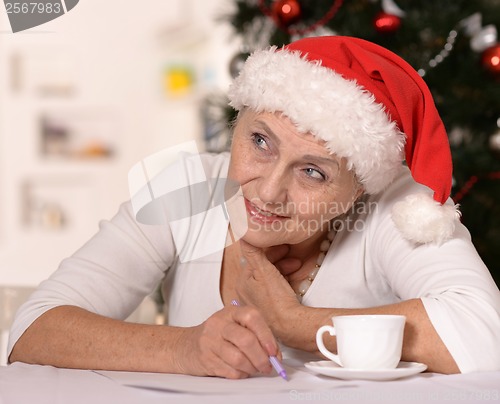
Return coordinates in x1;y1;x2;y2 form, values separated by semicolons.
316;315;406;369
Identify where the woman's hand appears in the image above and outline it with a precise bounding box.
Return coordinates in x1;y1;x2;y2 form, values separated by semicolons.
235;240;301;334
178;305;279;379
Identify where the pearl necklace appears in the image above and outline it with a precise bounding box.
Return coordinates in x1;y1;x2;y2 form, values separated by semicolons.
296;227;337;303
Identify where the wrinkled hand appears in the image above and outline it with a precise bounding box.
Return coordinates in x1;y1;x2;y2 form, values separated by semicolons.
236;240;301;334
266;244;302;276
180;305;278;379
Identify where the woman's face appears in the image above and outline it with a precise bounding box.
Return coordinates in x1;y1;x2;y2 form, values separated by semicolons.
228;109;363;248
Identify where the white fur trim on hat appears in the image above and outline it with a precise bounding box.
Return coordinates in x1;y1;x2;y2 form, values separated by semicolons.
391;193;461;245
228;46;406;195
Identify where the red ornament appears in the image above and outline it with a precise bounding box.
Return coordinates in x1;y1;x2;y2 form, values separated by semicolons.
481;44;500;75
272;0;302;27
259;0;343;36
373;11;401;34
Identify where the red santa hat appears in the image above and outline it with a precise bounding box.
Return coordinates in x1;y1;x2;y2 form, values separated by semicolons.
228;35;460;244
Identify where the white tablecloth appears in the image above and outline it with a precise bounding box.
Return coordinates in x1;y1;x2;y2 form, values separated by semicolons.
0;362;499;404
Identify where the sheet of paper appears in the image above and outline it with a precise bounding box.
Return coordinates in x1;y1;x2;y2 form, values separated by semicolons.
95;362;355;394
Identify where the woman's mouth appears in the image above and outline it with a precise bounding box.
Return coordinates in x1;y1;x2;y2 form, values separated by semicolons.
244;199;288;223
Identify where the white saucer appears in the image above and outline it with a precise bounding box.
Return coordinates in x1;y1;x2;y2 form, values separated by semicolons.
304;361;427;381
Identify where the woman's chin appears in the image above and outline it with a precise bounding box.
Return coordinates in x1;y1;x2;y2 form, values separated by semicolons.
239;230;284;248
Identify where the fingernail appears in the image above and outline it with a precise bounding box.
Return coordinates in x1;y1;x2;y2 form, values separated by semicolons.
265;342;277;356
262;364;272;374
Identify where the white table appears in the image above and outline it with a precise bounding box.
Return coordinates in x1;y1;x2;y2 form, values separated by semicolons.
1;362;499;404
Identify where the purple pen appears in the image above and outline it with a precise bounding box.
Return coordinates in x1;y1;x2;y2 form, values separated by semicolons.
269;355;288;380
230;299;288;381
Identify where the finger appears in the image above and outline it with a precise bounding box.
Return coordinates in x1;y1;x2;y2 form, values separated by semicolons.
232;306;279;358
217;339;259;377
239;239;268;266
239;240;276;279
222;322;272;374
238;241;288;286
210;351;251;379
220;365;249;380
274;257;302;276
264;244;290;263
264;244;303;275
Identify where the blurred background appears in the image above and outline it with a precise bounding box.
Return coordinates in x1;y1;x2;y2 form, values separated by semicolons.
0;0;499;349
0;0;239;287
0;1;240;361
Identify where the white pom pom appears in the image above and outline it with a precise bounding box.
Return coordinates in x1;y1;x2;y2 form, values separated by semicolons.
391;193;461;245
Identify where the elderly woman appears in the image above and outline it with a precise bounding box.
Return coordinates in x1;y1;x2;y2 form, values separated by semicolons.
8;36;500;378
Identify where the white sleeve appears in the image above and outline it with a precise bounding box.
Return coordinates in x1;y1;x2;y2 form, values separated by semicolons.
7;201;175;358
368;172;500;373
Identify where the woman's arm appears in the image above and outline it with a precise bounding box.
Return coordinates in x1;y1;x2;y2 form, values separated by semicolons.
10;306;187;373
10;304;280;379
235;241;495;375
7;201;170;361
8;200;280;379
273;298;460;374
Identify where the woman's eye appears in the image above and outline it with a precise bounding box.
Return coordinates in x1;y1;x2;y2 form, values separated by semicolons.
304;167;326;180
252;133;268;150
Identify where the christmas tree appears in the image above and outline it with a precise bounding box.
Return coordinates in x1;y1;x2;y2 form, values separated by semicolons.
208;0;500;285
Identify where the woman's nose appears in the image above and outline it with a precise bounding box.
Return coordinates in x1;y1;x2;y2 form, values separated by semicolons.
257;163;289;204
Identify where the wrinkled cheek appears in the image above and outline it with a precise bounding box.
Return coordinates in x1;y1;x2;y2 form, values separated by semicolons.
228;160;256;187
310;198;354;219
291;201;339;222
297;216;332;234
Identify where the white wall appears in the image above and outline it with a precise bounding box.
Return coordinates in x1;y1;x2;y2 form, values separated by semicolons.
0;0;237;286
